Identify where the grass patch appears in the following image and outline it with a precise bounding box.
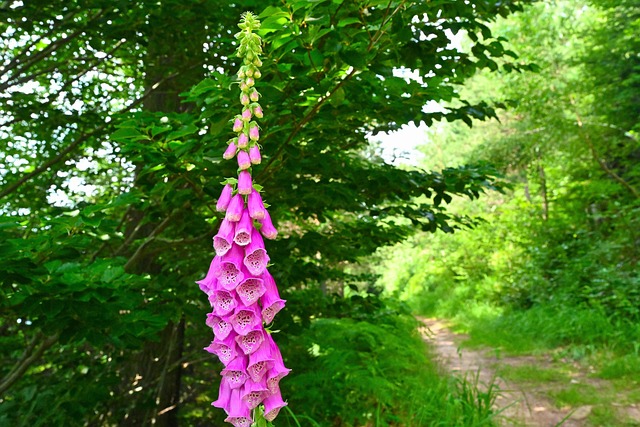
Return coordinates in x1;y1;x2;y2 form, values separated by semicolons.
626;387;640;403
587;406;638;427
548;384;604;407
285;314;501;426
497;364;570;384
597;354;640;380
447;304;640;357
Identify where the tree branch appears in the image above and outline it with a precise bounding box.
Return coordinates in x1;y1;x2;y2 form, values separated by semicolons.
0;332;59;396
0;8;109;85
0;10;78;77
572;102;639;199
123;204;190;272
0;67;197;201
256;1;406;182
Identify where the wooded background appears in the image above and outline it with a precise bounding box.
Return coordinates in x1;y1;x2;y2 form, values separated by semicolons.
1;0;638;426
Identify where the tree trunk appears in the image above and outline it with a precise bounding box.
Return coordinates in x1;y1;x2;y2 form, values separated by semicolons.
119;5;207;426
536;151;549;221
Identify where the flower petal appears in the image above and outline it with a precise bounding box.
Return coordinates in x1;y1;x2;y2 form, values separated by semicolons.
211;377;232;411
216;184;234;212
217;245;245;290
258;209;277;240
243;229;269;276
263;388;287;422
221;355;249;389
196;257;220;295
236;274;266;306
247;338;275;382
235;326;264;355
209;289;237;317
213;219;235;256
237;150;251;170
225;194;245;222
260;271;286;324
240;377;270;410
204;334;238;365
224;388;253;427
233;210;252;247
247;189;265;220
206;313;233;340
237;170;252;195
249;145;261;165
230;304;262;336
223;141;238;160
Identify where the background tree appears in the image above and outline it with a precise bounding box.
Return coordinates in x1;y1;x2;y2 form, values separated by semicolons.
377;0;639;350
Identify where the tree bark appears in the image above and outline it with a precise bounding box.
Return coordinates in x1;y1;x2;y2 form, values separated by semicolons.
119;5;207;426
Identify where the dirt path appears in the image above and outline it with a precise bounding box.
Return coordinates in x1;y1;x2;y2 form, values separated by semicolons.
419;318;640;427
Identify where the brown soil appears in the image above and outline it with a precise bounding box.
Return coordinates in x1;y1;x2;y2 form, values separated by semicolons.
419;317;640;427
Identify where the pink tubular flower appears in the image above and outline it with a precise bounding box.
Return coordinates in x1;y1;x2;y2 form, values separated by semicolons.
237;132;249;148
205;334;238;365
222;138;238;160
196;257;220;295
243;228;269;275
249;145;261;165
247;189;265;220
230;304;262;336
235;326;264;355
221;355;249;389
216;184;234;212
263;390;287;422
237;170;252;195
241;378;270;410
213;219;235;256
258;209;278;240
233;210;252;247
217;244;245;290
223;141;237;160
236;274;266;307
260;271;286;324
204;14;289;425
224;389;253;427
207;313;233;340
247;338;275;382
212;377;232;410
249;124;259;141
237;150;251;170
233;117;243;132
225;194;244;222
264;334;291;394
209;289;238;317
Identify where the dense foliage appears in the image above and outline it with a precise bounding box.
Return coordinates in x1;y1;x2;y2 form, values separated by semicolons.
378;0;640;351
0;0;532;426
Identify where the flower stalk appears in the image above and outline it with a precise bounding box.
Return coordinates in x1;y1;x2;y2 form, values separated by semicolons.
199;12;289;427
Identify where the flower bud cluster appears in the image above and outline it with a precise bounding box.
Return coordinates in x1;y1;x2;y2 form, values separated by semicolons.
199;12;289;427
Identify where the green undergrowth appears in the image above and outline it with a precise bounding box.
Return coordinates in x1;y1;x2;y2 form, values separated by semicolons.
420;302;640;387
279;290;499;427
438;303;640;358
497;364;570;384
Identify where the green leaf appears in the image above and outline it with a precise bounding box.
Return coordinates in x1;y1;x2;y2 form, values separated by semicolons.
166;124;199;141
